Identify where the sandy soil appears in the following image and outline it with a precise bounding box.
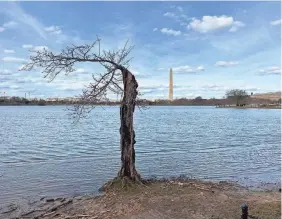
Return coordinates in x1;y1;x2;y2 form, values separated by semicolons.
2;179;281;219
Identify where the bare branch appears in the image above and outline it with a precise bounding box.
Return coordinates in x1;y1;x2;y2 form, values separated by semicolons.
136;90;150;111
21;37;140;120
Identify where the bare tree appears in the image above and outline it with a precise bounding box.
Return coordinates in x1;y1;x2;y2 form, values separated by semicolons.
194;96;202;100
21;38;143;182
225;89;249;106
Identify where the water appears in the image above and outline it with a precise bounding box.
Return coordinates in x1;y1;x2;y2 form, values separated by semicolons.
0;106;280;206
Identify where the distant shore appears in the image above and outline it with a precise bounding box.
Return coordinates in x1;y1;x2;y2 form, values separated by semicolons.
2;178;280;219
1;94;281;108
216;105;281;109
0;104;281;109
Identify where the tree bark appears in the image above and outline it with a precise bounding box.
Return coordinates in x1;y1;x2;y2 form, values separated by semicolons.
118;68;141;181
236;98;239;106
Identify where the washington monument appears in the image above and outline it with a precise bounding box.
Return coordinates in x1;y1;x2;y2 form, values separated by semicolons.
169;68;173;101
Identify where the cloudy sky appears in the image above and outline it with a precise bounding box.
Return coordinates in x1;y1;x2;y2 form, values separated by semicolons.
0;1;281;99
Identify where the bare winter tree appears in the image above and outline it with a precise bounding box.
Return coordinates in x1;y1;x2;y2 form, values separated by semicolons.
225;89;249;106
21;38;142;182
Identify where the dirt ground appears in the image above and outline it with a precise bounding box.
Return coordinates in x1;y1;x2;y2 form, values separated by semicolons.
2;179;281;219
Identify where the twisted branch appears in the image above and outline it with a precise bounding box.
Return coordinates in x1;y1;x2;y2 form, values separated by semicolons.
20;37;146;121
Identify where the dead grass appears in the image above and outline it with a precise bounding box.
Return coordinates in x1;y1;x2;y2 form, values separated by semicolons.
5;178;280;219
251;92;281;101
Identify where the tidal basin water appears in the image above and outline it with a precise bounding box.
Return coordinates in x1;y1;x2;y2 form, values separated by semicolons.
0;106;280;206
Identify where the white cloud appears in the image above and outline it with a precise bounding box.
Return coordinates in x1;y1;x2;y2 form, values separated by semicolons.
141;89;153;94
140;83;190;93
56;81;88;90
201;84;226;91
197;66;205;71
18;65;24;71
22;44;33;49
140;83;168;90
74;68;88;74
0;69;11;75
162;10;191;26
160;28;181;36
157;67;165;71
258;66;281;75
2;57;27;62
229;21;245;32
200;84;258;93
187;15;244;33
228;27;238;32
153;28;158;32
44;25;62;35
131;70;151;78
177;6;183;12
175;86;191;92
270;19;281;26
33;46;49;52
16;77;45;84
0;20;18;32
185;93;200;99
132;70;140;76
215;61;239;67
3;21;18;28
9;85;20;89
4;49;15;54
163;12;176;18
180;14;190;21
173;65;205;73
242;86;259;92
3;3;47;39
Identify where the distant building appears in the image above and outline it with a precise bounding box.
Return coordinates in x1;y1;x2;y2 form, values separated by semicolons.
0;96;11;99
46;98;59;102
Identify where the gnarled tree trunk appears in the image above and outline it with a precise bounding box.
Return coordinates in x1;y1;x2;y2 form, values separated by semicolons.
118;68;141;181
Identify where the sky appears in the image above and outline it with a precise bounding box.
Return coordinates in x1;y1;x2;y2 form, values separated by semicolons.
0;1;281;100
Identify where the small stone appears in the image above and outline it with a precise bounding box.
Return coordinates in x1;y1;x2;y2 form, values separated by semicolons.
46;198;54;202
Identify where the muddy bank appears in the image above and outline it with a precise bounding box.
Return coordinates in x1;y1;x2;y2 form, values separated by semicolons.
1;179;281;219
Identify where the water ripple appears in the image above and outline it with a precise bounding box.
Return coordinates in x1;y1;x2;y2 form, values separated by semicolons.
0;106;280;206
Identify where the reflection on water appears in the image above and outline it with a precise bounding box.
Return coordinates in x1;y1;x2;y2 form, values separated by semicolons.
0;106;280;205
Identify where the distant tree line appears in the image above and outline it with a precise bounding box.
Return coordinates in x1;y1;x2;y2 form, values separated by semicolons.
0;97;123;106
0;97;46;106
151;89;280;106
0;89;279;107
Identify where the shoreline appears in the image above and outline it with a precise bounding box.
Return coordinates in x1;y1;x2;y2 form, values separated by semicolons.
1;178;281;219
216;105;281;109
0;104;281;109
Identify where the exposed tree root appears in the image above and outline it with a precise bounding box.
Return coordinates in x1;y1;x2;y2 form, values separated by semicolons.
31;199;73;219
1;204;18;214
99;176;148;193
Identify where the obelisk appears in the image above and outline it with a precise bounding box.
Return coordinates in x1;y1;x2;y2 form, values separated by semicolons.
169;68;173;101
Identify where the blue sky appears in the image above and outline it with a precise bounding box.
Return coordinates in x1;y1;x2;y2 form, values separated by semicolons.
0;1;281;100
